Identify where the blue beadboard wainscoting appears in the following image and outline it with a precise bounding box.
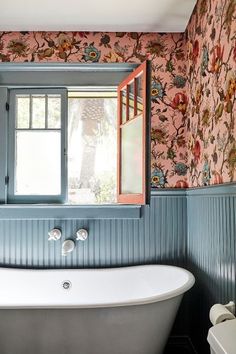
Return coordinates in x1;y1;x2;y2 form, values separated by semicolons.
187;183;236;354
0;189;191;350
0;190;187;268
1;184;235;353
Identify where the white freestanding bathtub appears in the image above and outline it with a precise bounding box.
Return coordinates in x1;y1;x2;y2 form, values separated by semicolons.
0;265;194;354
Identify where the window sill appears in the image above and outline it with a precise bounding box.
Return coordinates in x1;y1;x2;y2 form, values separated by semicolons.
0;204;141;220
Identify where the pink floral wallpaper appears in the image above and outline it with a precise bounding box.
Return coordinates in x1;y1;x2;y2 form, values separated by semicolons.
186;0;236;186
0;0;235;188
0;31;188;188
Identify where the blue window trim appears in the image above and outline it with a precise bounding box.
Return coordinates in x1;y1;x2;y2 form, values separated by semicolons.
0;63;138;88
0;204;141;220
0;63;138;72
0;62;142;219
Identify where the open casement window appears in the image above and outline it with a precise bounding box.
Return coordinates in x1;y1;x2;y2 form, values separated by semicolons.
8;89;67;203
117;61;149;205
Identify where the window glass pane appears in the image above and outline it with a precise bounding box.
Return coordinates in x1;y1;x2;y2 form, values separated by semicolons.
32;95;45;129
128;81;135;119
121;116;142;194
15;131;61;195
17;96;30;129
48;95;61;129
121;89;127;124
137;74;144;114
68;96;117;204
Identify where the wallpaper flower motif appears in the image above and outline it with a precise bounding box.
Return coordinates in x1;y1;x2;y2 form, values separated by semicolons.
186;0;236;186
0;0;235;189
0;31;188;188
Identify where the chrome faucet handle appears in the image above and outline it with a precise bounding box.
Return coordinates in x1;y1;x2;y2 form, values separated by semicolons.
76;229;88;241
48;228;62;241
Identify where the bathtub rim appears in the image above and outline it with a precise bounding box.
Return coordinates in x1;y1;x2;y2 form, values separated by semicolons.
0;265;195;309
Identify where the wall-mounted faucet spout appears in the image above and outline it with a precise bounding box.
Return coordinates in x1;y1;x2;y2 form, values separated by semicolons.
61;239;75;256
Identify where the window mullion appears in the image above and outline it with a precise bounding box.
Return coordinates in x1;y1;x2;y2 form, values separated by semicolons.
45;94;48;129
29;94;33;129
0;88;8;203
61;90;67;204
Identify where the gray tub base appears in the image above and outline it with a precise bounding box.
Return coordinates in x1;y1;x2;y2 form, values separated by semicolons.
0;296;181;354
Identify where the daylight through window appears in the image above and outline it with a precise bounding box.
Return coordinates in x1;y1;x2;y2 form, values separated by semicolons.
68;92;117;204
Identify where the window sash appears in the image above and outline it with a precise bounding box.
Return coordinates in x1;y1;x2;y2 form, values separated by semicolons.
0;88;8;204
7;88;67;204
117;61;150;205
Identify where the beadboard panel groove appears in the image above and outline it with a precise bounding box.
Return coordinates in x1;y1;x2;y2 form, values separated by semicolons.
0;194;187;268
187;188;236;353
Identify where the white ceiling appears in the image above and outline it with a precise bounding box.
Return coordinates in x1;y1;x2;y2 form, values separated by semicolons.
0;0;196;32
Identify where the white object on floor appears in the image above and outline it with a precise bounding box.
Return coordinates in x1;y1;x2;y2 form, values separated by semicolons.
207;318;236;354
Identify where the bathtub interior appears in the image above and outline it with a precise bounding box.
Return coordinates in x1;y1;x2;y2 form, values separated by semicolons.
0;265;194;308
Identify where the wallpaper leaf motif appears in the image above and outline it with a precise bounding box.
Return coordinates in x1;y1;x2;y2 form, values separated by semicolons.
0;0;235;188
186;0;236;186
0;31;188;188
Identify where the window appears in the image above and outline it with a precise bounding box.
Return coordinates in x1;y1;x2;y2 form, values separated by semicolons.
117;61;149;204
8;89;67;203
68;92;117;204
2;62;150;206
